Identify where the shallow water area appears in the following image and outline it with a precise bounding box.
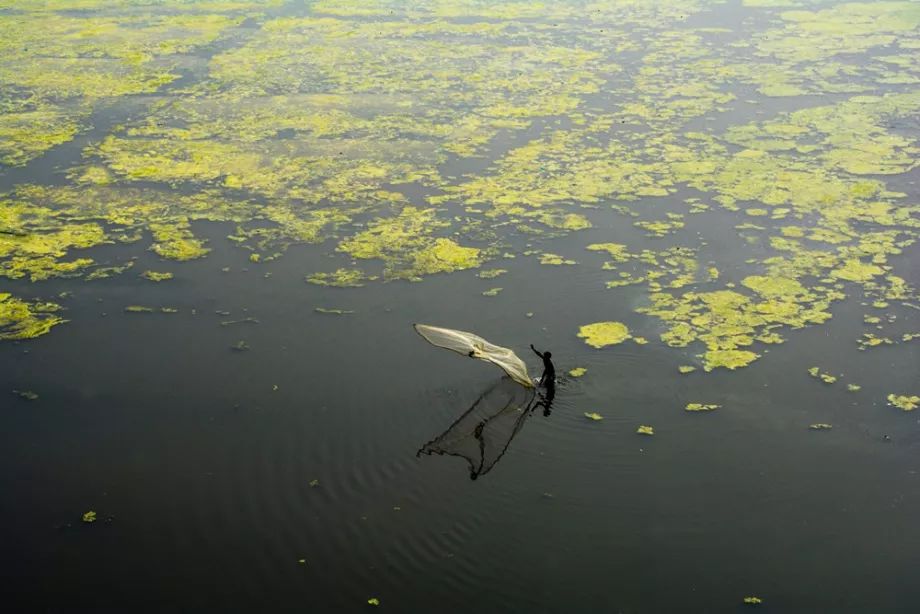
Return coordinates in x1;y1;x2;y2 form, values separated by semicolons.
2;0;919;612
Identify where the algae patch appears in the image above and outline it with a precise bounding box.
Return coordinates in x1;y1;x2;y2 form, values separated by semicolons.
578;322;631;348
0;293;65;340
685;403;720;412
887;394;919;411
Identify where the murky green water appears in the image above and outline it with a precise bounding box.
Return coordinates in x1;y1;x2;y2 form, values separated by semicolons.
2;0;919;611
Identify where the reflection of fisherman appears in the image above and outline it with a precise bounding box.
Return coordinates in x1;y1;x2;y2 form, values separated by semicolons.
530;344;555;387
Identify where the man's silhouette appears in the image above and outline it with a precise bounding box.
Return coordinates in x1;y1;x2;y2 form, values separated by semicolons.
530;344;555;387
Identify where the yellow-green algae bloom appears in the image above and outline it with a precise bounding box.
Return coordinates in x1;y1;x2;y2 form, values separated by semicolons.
0;0;918;363
808;367;838;384
685;403;720;412
578;322;631;348
887;394;919;411
0;293;64;340
140;271;173;282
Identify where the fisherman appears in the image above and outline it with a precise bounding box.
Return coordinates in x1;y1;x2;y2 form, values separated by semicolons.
529;344;555;387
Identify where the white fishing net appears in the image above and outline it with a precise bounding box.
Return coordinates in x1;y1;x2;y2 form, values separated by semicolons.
414;324;534;388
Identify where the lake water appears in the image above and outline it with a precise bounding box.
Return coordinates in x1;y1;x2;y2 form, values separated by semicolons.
2;1;919;612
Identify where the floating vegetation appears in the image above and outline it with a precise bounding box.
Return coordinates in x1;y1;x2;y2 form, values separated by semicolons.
478;269;507;279
13;389;39;401
678;366;697;374
0;0;917;406
481;288;503;297
743;596;763;606
124;305;155;313
86;262;135;281
140;271;173;282
578;322;631;348
81;511;97;524
0;293;64;340
847;384;862;392
636;425;655;436
367;598;380;607
306;269;372;288
568;367;587;378
231;340;250;352
539;253;577;266
809;423;833;430
220;317;260;326
887;394;919;411
584;412;603;421
685;403;720;412
807;367;838;384
314;307;355;315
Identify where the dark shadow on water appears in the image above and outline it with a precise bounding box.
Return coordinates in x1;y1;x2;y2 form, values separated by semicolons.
418;377;559;480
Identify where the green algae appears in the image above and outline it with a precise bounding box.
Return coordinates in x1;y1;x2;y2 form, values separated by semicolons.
701;350;760;371
314;307;355;315
478;269;507;279
141;271;173;282
636;425;655;436
807;367;837;384
481;288;503;297
539;254;577;266
583;412;603;421
578;322;631;349
685;403;720;412
569;367;587;378
0;293;65;340
338;207;481;280
124;305;154;313
86;262;135;281
0;7;260;166
678;366;697;374
82;511;97;524
306;269;373;288
887;394;919;411
0;0;916;396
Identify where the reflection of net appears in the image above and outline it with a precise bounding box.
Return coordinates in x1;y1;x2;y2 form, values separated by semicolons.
418;377;537;479
414;324;533;388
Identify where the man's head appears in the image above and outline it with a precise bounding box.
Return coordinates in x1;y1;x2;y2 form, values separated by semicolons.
544;351;552;359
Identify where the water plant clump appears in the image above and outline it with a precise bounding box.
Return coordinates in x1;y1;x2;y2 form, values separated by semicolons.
0;293;65;340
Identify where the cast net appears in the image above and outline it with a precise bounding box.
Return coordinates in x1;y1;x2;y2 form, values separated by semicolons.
414;324;533;388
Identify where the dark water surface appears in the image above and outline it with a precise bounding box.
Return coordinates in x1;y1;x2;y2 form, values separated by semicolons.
3;224;919;612
2;1;920;612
